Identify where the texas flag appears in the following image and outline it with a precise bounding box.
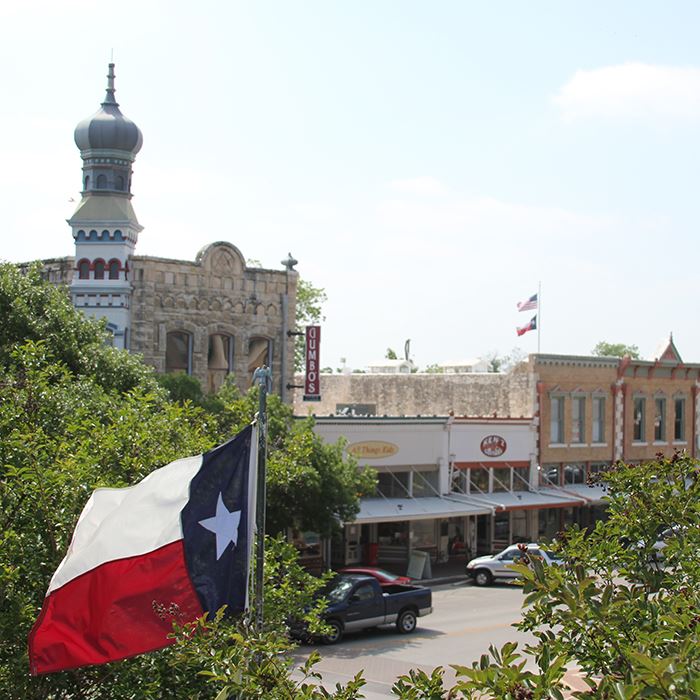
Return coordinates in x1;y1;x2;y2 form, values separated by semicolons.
516;315;537;336
28;425;257;675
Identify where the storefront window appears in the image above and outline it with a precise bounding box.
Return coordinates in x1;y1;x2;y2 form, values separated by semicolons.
538;508;560;541
469;466;490;494
564;463;585;485
412;469;439;497
494;512;510;546
411;520;436;548
377;521;408;547
589;462;610;479
541;464;560;486
512;468;530;491
376;471;410;498
491;469;511;492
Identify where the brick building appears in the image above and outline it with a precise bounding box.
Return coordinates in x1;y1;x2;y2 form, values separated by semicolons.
533;337;699;531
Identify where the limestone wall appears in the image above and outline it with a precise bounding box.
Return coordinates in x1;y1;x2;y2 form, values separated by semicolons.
293;362;535;418
130;242;297;397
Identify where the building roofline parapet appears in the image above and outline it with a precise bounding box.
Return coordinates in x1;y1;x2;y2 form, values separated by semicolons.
532;353;620;368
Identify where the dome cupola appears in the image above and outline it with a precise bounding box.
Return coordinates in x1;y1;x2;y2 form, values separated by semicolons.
74;63;142;155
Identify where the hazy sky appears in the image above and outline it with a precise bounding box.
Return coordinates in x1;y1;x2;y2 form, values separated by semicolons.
2;2;700;370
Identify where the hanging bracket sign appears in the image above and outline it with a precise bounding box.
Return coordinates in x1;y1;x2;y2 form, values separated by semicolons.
303;325;321;401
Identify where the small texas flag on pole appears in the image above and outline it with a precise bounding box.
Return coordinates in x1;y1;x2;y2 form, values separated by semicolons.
28;426;257;675
516;315;537;337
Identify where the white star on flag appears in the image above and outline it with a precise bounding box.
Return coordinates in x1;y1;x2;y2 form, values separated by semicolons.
198;493;241;560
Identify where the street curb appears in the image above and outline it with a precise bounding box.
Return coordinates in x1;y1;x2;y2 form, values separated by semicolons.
417;575;469;586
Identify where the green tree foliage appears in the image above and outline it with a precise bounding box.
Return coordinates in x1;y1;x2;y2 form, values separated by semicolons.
0;264;368;698
385;347;398;360
294;279;328;372
395;453;700;698
157;370;205;404
0;342;215;698
592;341;641;359
0;264;156;394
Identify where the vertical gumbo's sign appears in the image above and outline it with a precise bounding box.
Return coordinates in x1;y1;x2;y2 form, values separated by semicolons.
303;325;321;401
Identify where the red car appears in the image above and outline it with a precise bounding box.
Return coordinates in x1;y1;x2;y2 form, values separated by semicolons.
337;566;412;585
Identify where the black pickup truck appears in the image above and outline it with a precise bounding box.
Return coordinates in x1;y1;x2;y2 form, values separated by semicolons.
318;574;432;643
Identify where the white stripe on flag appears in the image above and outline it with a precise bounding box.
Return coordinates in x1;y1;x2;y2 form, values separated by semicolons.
48;454;203;594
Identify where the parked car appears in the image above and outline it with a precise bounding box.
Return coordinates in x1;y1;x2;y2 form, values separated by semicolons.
466;543;562;586
337;566;412;585
316;574;432;643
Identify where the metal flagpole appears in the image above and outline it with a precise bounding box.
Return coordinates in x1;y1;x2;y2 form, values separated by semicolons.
537;281;541;354
252;365;271;634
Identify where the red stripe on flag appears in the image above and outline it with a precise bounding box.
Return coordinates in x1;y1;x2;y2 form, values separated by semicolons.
29;539;202;675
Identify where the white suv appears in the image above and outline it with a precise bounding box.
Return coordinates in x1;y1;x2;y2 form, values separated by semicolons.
466;543;561;586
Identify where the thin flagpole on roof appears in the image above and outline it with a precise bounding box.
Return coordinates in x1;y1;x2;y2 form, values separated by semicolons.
537;281;541;353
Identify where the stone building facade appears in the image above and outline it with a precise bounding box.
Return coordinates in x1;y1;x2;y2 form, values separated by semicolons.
129;245;297;395
31;64;297;398
293;362;534;418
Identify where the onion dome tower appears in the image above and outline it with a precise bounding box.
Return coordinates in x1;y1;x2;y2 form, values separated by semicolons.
68;63;143;349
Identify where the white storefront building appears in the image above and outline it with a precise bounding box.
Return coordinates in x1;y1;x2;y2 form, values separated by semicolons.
313;415;588;572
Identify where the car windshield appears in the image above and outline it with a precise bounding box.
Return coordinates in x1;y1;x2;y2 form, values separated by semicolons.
320;577;356;604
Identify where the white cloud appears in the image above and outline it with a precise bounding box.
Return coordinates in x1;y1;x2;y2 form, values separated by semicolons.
388;176;447;196
553;62;700;122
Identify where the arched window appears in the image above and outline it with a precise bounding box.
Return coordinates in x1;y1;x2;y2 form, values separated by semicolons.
248;336;271;385
84;175;90;190
115;175;124;190
207;334;233;393
108;259;120;280
78;259;90;279
166;331;192;374
94;259;105;280
96;174;107;189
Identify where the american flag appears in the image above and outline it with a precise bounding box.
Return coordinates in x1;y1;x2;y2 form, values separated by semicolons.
517;293;538;312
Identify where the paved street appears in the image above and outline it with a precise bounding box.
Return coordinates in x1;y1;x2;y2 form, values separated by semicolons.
292;580;536;698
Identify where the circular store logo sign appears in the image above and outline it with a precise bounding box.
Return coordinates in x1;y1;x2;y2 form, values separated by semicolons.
480;435;507;457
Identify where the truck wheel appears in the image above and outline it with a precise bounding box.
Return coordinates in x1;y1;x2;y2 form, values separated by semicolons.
474;569;493;587
396;609;417;634
323;619;344;644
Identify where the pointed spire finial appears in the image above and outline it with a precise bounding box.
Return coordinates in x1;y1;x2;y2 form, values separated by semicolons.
102;63;119;107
